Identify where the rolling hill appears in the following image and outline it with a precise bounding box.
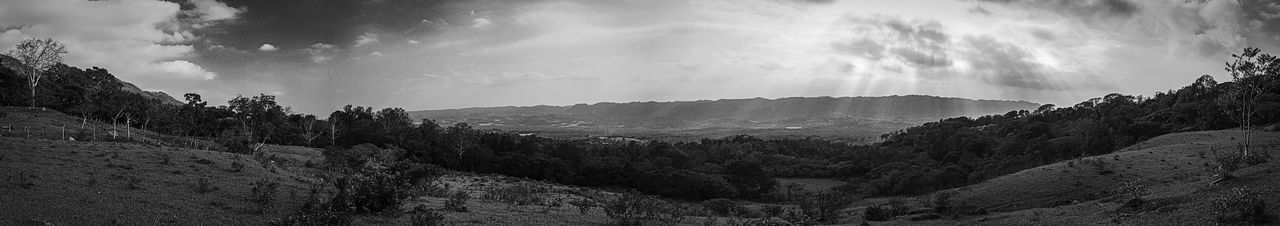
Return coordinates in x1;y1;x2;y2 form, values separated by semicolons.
410;95;1039;141
844;129;1280;225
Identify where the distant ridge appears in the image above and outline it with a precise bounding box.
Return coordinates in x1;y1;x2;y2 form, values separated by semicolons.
410;95;1039;130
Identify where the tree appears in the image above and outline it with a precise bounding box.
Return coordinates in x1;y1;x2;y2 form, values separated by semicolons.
5;38;68;109
1218;47;1279;159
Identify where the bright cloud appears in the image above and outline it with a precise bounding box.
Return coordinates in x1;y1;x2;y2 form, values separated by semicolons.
0;0;238;96
258;43;277;51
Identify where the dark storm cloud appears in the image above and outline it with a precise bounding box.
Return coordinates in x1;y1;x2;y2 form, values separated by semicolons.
834;15;952;70
962;36;1060;90
891;47;952;68
1242;0;1280;41
975;0;1138;18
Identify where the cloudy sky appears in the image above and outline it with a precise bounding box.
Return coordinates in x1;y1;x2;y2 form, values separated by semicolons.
2;0;1280;114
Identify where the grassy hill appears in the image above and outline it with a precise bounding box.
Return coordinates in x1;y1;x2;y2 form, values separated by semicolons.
0;106;788;225
846;129;1280;225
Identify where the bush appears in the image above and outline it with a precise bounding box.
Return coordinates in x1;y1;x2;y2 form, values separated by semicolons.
444;191;470;212
230;159;246;172
569;198;596;214
194;178;217;193
328;169;405;214
762;205;784;217
250;178;282;209
932;191;956;215
863;198;910;222
702;198;745;216
603;192;668;226
269;204;352;226
483;182;547;208
1212;146;1246;181
410;210;446;226
1215;188;1275;224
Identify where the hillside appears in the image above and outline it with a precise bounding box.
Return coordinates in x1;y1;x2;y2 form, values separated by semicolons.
410;95;1038;140
0;54;181;107
0;107;325;225
846;129;1280;225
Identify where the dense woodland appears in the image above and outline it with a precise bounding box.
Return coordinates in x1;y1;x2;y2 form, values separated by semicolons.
1;47;1278;202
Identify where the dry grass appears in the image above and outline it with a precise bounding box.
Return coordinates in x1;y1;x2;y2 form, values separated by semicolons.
0;107;326;225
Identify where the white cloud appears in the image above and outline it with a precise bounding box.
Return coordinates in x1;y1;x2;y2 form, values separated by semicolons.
305;43;338;64
354;33;379;47
188;0;242;22
369;51;383;57
408;40;420;44
472;18;492;28
0;0;235;89
153;60;217;80
258;43;277;51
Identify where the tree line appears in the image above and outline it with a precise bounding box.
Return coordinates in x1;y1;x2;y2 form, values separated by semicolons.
2;38;1276;201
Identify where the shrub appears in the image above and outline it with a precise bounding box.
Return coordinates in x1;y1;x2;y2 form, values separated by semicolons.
444;191;470;212
125;175;143;190
250;178;282;209
1211;146;1245;181
1214;188;1275;224
230;159;246;172
863;198;910;222
1080;158;1112;175
159;153;173;165
568;198;596;214
702;198;745;216
603;191;667;226
269;205;352;226
328;169;405;214
483;182;546;208
8;171;35;189
932;191;956;215
410;210;446;226
1113;180;1148;200
763;205;784;217
194;178;217;193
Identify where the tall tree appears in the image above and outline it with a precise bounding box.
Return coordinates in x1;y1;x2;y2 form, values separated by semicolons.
5;38;68;109
1219;47;1279;158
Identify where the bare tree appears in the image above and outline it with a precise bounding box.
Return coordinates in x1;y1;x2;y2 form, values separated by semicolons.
1218;47;1278;159
5;38;68;109
299;116;323;146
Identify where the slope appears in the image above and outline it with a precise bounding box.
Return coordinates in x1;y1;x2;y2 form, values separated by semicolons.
849;129;1280;225
0;107;326;225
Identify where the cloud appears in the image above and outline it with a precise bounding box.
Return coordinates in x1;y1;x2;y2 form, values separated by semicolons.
833;15;952;69
257;43;277;51
978;0;1262;57
188;0;243;22
891;47;952;68
0;0;234;87
368;51;383;57
472;18;492;28
960;36;1057;90
976;0;1138;18
153;60;217;80
1262;2;1280;19
305;43;338;64
354;33;378;47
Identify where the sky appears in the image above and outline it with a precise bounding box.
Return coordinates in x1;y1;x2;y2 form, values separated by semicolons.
2;0;1280;114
